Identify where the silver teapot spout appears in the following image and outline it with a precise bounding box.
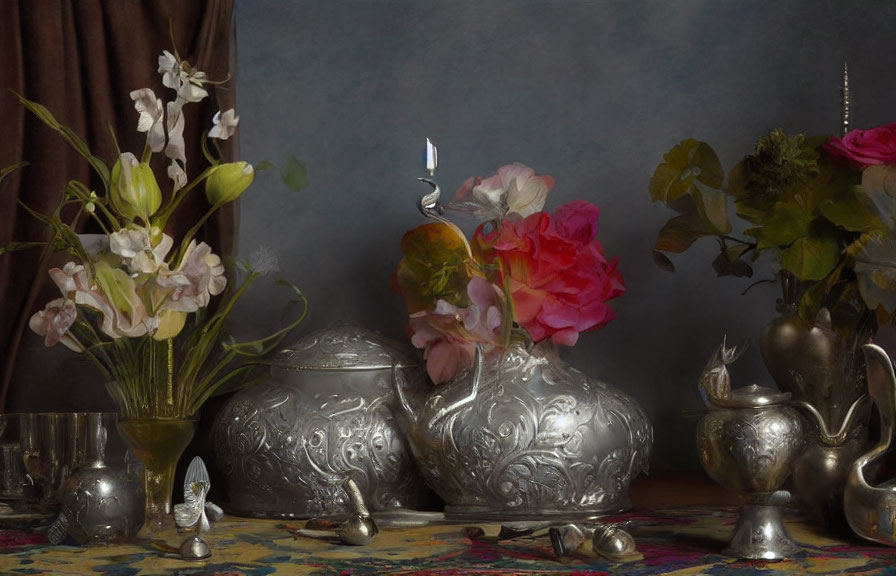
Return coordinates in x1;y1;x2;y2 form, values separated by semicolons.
392;345;485;430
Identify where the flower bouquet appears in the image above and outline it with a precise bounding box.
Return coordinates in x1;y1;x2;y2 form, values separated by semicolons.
650;121;896;527
1;48;306;531
390;157;649;518
394;162;625;383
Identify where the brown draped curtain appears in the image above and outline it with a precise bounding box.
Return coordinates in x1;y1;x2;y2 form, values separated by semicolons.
0;0;237;410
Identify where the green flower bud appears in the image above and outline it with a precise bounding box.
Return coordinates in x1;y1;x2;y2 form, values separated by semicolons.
110;152;162;222
205;161;254;205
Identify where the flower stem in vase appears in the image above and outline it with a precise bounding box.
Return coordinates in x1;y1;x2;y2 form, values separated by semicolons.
117;418;196;534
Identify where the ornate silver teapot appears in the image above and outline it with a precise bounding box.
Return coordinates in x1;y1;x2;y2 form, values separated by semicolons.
213;326;426;518
393;335;652;520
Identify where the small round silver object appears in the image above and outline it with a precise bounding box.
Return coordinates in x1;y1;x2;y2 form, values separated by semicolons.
180;535;211;560
592;525;641;562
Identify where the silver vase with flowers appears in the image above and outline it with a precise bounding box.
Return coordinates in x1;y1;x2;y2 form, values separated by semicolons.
650;65;896;532
392;141;651;522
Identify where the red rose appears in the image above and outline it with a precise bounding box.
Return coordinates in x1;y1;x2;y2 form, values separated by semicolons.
823;122;896;167
472;200;624;346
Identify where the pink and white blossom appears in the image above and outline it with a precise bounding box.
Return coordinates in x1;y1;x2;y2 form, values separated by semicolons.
29;298;81;351
156;241;226;313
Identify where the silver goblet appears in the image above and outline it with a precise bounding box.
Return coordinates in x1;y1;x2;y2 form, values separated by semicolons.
696;339;805;560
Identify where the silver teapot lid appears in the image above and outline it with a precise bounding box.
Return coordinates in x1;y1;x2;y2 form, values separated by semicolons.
711;384;791;409
272;326;417;371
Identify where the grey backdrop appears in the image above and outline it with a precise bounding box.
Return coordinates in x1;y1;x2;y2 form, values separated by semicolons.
227;0;896;470
11;0;896;471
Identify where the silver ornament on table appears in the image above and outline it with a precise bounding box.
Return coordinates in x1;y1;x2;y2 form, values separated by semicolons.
174;456;216;560
696;337;805;560
844;344;896;547
47;413;141;545
293;477;378;546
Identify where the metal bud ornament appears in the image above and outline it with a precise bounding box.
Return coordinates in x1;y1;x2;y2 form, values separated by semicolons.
205;161;254;205
110;152;162;222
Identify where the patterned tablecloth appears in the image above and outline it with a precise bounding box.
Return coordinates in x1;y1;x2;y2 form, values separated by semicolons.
1;506;895;575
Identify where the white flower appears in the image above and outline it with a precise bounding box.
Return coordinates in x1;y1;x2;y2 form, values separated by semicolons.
158;50;208;103
208;109;239;140
158;51;181;91
109;228;174;274
129;88;165;153
165;100;188;192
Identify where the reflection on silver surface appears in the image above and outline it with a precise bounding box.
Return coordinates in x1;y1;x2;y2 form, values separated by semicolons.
844;344;896;547
214;326;425;518
394;337;652;519
48;413;142;545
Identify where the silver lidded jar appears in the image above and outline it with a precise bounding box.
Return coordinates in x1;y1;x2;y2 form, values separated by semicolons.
213;326;425;518
696;339;805;560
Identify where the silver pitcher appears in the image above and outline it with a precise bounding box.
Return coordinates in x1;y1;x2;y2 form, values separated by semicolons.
844;344;896;547
761;306;872;531
393;336;652;521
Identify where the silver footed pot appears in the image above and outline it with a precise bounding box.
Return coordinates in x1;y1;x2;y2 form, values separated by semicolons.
393;336;652;520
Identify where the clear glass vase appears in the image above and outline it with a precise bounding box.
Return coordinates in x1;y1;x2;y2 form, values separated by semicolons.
116;418;196;534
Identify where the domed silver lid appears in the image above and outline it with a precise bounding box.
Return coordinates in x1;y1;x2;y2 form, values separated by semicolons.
272;326;418;371
711;384;791;409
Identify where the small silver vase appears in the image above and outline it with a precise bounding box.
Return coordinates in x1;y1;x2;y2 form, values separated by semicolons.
393;335;652;520
48;413;143;545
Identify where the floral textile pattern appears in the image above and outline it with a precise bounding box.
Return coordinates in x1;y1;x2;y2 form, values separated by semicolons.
395;163;624;384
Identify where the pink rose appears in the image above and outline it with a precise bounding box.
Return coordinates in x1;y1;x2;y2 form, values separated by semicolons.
472;200;624;346
823;122;896;168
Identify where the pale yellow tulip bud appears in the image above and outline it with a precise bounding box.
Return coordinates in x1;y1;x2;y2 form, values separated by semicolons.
153;309;187;341
205;161;254;205
110;152;162;222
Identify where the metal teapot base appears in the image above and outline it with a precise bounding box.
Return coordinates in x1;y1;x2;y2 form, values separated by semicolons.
443;503;628;523
725;503;801;561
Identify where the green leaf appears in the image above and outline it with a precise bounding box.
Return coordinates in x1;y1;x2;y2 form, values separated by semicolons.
15;93;109;190
711;250;753;277
819;185;884;233
653;193;720;254
751;201;813;250
280;155;307;191
780;233;840;281
649;139;724;205
0;161;27;184
254;160;274;172
693;186;731;234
